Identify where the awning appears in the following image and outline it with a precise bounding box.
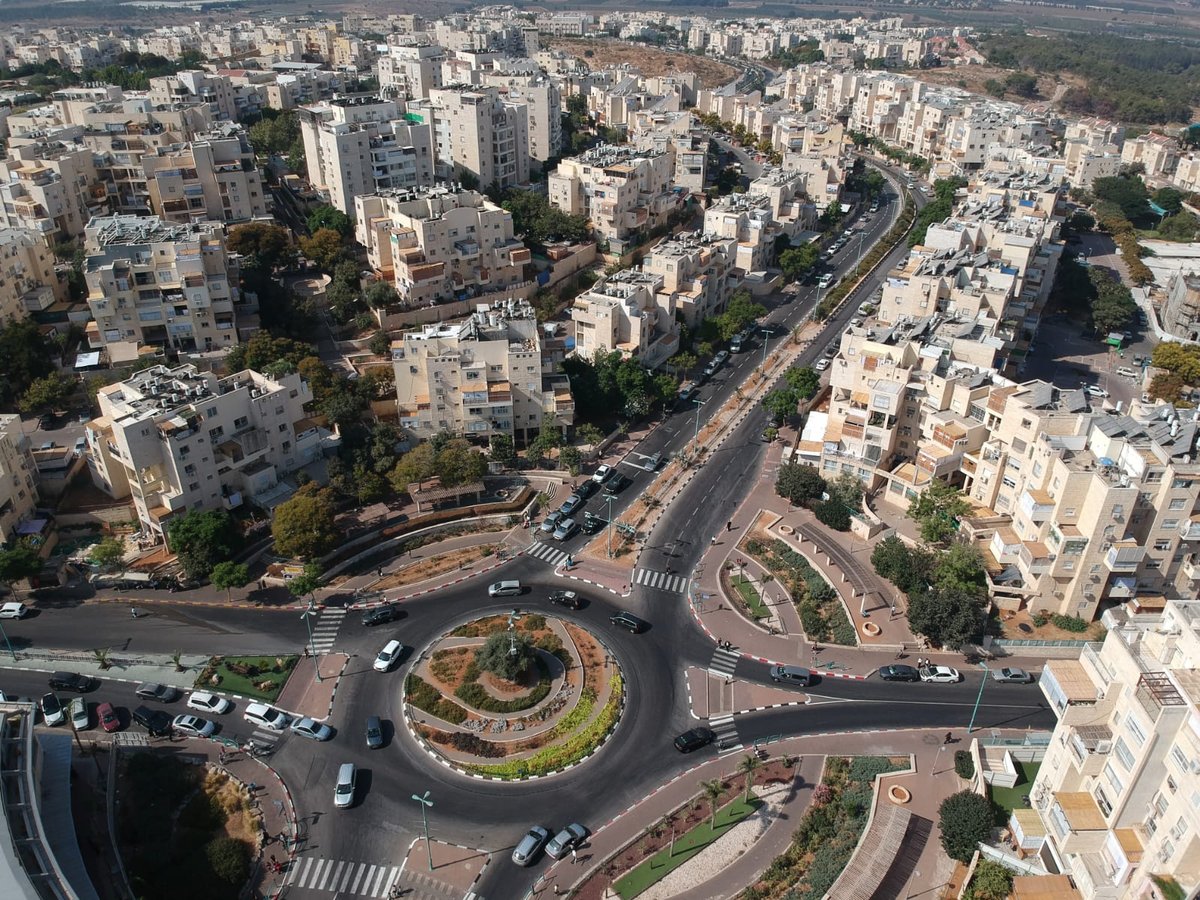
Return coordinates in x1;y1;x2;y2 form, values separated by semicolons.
74;351;101;369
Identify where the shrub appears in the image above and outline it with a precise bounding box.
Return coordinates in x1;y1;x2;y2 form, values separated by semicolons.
454;657;552;713
405;674;468;724
447;732;504;758
954;750;975;779
205;837;251;885
938;790;994;862
848;756;900;783
475;630;536;681
813;500;852;531
1051;613;1089;632
965;858;1014;900
811;782;834;805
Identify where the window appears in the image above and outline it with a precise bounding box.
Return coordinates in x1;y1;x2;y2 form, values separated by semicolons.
1169;498;1186;510
1126;716;1147;747
1171;745;1189;773
1155;539;1172;551
278;424;287;433
1103;762;1124;795
1114;737;1134;770
1164;519;1180;529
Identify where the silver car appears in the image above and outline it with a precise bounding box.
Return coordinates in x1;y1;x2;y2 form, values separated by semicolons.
991;667;1034;684
511;825;550;866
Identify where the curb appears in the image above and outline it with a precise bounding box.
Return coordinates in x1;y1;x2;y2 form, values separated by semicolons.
350;552;524;610
319;655;353;721
553;567;633;598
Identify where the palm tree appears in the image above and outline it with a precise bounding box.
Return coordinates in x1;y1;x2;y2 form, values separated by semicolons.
170;649;184;672
701;779;724;829
738;753;761;801
93;647;111;670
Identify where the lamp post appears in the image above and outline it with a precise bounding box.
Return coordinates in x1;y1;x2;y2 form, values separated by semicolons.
691;397;705;457
760;325;770;373
300;602;323;683
604;494;616;559
967;660;990;734
0;620;17;662
412;790;434;871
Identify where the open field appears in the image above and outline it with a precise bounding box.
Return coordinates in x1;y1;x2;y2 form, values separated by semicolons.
549;37;738;88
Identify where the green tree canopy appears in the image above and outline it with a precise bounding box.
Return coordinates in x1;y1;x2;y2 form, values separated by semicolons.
247;110;300;157
1093;174;1150;220
776;462;826;505
167;509;239;580
0;320;55;412
713;289;766;341
814;500;852;531
271;483;340;559
0;546;42;590
475;630;535;681
1088;266;1138;335
299;228;349;273
501;189;590;245
779;243;819;281
89;537;126;572
938;790;994;863
908;582;986;649
19;372;75;415
784;366;820;400
209;561;250;603
224;330;315;374
307;205;352;238
906;480;971;543
227;222;294;272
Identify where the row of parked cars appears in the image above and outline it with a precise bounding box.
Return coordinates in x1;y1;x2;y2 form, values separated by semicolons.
876;664;1034;684
512;822;589;866
539;463;645;542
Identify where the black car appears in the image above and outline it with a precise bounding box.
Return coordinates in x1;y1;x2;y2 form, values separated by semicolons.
361;605;399;627
48;672;95;693
674;727;716;753
877;664;921;682
365;715;384;749
131;705;172;737
135;682;179;703
609;611;648;633
603;473;632;496
581;513;607;535
575;480;600;500
548;590;581;609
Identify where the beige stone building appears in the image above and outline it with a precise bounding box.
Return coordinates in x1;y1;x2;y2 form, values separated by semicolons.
0;227;66;323
0;414;39;541
143;128;268;226
641;232;739;328
571;268;679;369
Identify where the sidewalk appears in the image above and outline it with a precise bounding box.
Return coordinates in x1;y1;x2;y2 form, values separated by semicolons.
0;650;209;691
545;727;996;900
274;653;349;721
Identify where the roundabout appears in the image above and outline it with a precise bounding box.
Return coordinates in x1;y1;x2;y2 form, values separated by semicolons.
402;610;626;780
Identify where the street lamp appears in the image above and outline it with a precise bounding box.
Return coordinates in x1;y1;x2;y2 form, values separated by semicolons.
966;660;990;734
411;790;434;872
300;602;323;683
0;620;17;662
604;494;616;559
691;397;705;457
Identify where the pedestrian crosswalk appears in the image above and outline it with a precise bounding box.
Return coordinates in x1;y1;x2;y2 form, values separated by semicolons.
527;540;570;568
285;856;401;896
709;713;740;752
707;645;741;679
633;567;687;593
308;607;345;655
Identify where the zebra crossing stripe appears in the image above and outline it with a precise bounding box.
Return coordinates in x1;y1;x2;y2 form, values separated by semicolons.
350;864;371;894
633;568;686;593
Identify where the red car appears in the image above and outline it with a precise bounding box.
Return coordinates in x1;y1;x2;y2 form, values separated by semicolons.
97;702;121;733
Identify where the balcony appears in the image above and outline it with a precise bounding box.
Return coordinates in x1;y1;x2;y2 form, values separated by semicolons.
1068;724;1112;777
1019;488;1055;523
1104;540;1143;573
1179;516;1200;541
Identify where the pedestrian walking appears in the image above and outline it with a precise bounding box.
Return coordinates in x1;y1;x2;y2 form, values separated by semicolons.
378;567;384;578
571;848;578;865
944;731;953;745
130;607;137;619
258;579;266;591
726;520;732;532
711;535;718;545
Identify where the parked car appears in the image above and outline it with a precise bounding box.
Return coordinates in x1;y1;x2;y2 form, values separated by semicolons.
171;714;216;738
545;823;589;860
365;716;383;749
243;702;291;731
511;826;550;866
539;510;564;535
187;692;232;715
131;705;172;736
677;384;697;404
41;693;65;726
291;717;333;741
373;640;404;673
1084;385;1109;398
135;683;179;703
334;763;357;808
74;437;87;455
361;605;400;627
991;667;1034;684
69;697;90;731
877;664;920;682
488;580;522;597
0;601;29;619
548;590;581;609
97;702;121;733
673;727;716;753
592;464;615;484
552;517;578;541
558;494;584;517
814;358;831;372
643;452;665;472
575;480;600;500
919;665;961;684
603;473;632;496
581;513;607;535
48;672;94;693
609;611;648;633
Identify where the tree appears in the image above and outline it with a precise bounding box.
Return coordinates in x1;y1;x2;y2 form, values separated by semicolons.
1088;267;1138;335
271;483;340;559
776;463;826;506
814;500;852;531
225;330;314;374
0;319;55;411
227;222;294;272
299;228;349;273
1092;174;1150;221
714;289;766;341
167;509;239;580
0;546;42;593
559;445;582;476
938;790;994;863
206;836;251;885
364;281;399;310
785;367;821;400
826;473;863;511
390;442;437;492
780;244;819;281
1003;71;1038;98
306;205;352;238
489;433;515;467
670;352;698;379
907;480;970;543
702;779;724;828
871;535;912;586
966;859;1014;900
90;537;126;573
738;753;760;801
933;543;988;595
434;439;487;486
475;630;535;681
286;563;322;603
19;372;75;415
1152;187;1184;216
527;422;564;465
575;423;605;447
762;389;798;421
368;330;391;357
501;189;590;245
907;583;986;649
210;561;250;603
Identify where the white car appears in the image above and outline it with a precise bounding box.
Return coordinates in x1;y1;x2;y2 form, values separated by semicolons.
919;665;962;684
591;464;615;484
41;693;65;726
374;639;404;673
814;358;831;371
172;714;216;738
69;697;89;731
0;601;28;619
187;691;232;715
243;702;291;731
1084;385;1109;398
290;717;333;741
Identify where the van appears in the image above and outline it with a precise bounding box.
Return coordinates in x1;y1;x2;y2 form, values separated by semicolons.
770;665;812;686
488;580;522;597
334;763;357;808
1116;366;1139;379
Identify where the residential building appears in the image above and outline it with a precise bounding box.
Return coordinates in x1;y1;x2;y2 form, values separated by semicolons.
0;227;65;322
641;232;738;327
391;298;572;442
83;215;240;353
1120;132;1179;180
571;268;679;369
376;43;445;100
148;71;239;122
142;127;268;225
355;185;530;308
0;142;103;242
1161;272;1200;343
0;414;38;541
87;363;319;539
418;86;530;190
1029;598;1200;899
481;74;562;168
548;143;678;254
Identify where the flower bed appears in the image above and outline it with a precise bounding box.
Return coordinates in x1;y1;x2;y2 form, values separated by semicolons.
405;674;469;725
454;656;553;713
742;538;857;645
195;655;297;702
724;569;770;620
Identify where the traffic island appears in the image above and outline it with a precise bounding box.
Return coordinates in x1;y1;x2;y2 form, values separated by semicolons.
402;613;625;780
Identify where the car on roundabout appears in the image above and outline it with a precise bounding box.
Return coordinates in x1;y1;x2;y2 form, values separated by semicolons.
548;590;581;609
609;611;648;633
361;605;400;627
511;826;550;866
291;717;333;741
546;823;589;860
673;727;716;753
244;702;291;731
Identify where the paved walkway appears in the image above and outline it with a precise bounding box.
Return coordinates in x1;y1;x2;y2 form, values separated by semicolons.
0;650;209;691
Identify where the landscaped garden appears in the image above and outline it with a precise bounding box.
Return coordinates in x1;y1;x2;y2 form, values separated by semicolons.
743;756;906;900
118;753;259;900
403;614;624;779
195;655;298;701
723;567;770;620
988;760;1041;822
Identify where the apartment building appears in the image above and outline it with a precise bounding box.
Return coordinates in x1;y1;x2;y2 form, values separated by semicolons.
0;142;103;242
548;144;678;255
480;74;562;168
83;215;240;353
1160;272;1200;342
142;128;268;225
1027;598;1200;899
641;232;738;327
571;268;679;369
377;44;446;99
87;364;318;539
634;128;708;196
419;86;530;190
1120;132;1180;180
298;96;436;214
355;185;530;308
0;414;39;541
148;71;239;122
702;171;816;276
0;227;66;322
391;299;572;443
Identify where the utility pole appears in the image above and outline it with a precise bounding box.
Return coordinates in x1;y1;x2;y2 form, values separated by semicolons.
300;602;323;682
604;495;616;559
412;790;434;871
0;620;17;661
967;661;990;733
691;397;705;457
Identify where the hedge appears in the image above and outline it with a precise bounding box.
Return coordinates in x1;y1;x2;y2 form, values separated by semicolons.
454;657;552;713
954;750;975;779
405;674;469;724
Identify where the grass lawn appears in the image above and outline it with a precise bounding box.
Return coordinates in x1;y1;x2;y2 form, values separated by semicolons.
613;795;761;899
200;655;297;702
732;574;770;619
989;761;1041;823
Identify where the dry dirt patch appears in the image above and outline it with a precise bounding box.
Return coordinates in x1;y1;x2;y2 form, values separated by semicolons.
549;37;738;88
376;544;496;589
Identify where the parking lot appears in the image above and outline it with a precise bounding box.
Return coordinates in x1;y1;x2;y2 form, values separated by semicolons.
1019;314;1155;411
